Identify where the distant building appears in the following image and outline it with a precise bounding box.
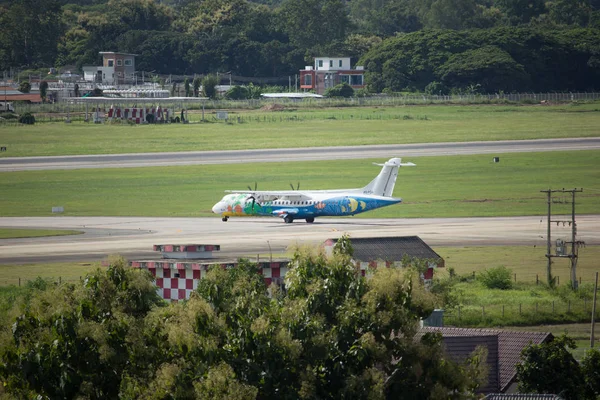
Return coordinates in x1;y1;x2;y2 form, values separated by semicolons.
299;57;365;95
420;327;555;394
0;86;42;103
83;52;137;85
323;236;444;281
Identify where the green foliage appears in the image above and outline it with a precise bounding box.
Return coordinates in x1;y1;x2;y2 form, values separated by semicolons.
516;335;589;400
478;266;513;289
18;112;35;125
225;85;250;100
39;81;49;102
424;81;449;95
202;74;219;99
184;77;190;97
0;259;164;399
224;83;263;100
193;77;201;97
581;348;600;397
325;82;354;98
18;81;31;94
361;27;600;93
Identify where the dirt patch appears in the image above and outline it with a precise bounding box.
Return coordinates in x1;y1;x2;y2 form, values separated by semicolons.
261;103;285;111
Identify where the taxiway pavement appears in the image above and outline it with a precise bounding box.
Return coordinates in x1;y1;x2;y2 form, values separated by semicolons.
2;137;599;171
1;215;598;264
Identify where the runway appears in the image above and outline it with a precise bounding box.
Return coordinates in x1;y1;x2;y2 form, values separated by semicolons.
1;215;598;264
2;137;599;171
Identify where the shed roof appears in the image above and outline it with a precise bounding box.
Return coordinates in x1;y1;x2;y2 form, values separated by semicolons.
421;327;553;392
327;236;442;263
442;335;500;393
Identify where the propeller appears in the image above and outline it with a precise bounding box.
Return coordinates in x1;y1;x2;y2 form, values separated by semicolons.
246;182;258;209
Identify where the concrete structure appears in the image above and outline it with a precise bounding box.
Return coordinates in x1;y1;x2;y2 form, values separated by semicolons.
83;52;137;85
300;57;366;95
131;244;289;301
323;236;444;281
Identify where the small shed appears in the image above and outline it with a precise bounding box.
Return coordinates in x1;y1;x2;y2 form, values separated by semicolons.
323;236;444;280
420;327;554;394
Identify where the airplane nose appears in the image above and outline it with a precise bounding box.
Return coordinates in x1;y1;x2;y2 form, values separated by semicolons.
212;203;221;214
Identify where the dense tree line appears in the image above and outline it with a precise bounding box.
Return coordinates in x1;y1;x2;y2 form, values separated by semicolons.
0;0;600;92
360;27;600;93
0;241;493;399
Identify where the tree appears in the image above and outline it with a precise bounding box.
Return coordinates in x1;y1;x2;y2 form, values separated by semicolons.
184;77;190;97
0;0;65;70
494;0;546;25
0;245;486;399
0;258;164;399
39;80;48;102
516;335;589;400
193;77;201;97
581;348;600;398
18;81;31;93
202;74;219;98
325;82;354;97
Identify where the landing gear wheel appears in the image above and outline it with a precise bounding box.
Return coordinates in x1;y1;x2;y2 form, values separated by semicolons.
284;215;294;224
305;217;315;223
222;217;229;222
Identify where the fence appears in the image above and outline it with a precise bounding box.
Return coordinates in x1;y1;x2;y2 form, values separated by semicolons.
445;299;600;326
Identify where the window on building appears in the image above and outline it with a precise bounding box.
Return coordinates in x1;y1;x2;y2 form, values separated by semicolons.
351;75;364;86
124;59;132;66
304;74;312;86
318;60;323;68
340;75;350;84
116;59;122;66
103;73;106;79
339;60;343;67
329;60;333;68
107;59;114;67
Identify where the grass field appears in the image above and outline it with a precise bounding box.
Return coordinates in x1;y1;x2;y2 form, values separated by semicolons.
0;228;83;239
1;103;600;157
1;150;598;217
0;261;99;287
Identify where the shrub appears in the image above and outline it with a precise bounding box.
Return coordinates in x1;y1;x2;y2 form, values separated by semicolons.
225;85;249;100
478;265;512;289
18;112;35;125
325;82;354;98
425;81;449;95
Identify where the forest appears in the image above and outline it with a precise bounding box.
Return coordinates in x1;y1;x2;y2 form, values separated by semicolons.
0;0;600;92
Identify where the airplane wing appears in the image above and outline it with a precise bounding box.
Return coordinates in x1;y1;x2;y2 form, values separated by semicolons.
224;190;312;201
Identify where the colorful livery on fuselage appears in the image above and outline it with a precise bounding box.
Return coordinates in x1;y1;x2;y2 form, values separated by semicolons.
212;158;415;223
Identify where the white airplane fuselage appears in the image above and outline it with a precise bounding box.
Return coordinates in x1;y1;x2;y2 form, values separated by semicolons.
211;158;414;223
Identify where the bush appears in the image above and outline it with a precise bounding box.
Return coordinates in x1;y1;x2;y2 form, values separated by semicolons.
425;81;449;95
18;112;35;125
325;82;354;98
225;85;249;100
478;265;512;289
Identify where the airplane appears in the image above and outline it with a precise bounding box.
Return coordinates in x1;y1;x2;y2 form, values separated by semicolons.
211;158;415;223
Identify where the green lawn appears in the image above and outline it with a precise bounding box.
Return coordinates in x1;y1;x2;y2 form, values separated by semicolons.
0;228;83;239
1;103;599;157
1;151;598;217
0;261;100;287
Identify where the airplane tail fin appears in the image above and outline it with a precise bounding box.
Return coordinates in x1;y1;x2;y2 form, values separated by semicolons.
361;158;415;197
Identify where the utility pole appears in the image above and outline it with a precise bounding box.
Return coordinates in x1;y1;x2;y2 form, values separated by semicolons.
540;188;584;289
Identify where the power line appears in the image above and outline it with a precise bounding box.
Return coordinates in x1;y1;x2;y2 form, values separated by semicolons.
540;188;585;290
